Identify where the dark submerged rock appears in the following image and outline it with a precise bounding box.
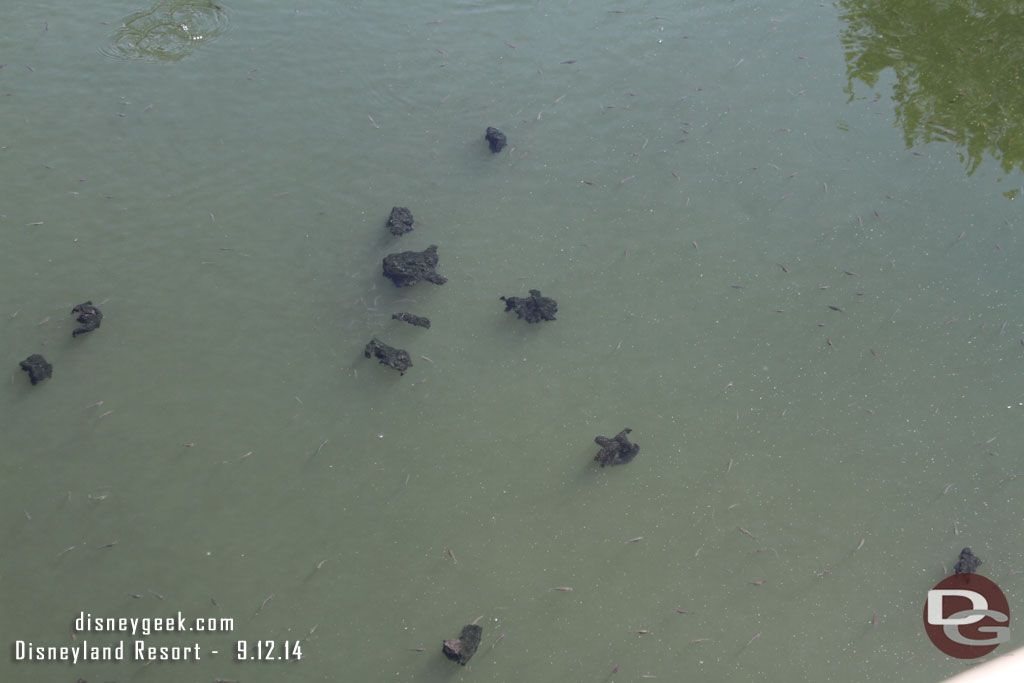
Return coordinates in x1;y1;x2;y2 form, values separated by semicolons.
363;337;413;375
387;206;415;236
392;312;431;329
953;547;982;575
382;244;447;287
19;354;53;385
71;301;103;337
442;624;482;666
594;428;639;467
500;289;557;323
485;127;507;153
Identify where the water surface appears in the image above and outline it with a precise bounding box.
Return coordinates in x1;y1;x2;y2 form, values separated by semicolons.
2;2;1023;682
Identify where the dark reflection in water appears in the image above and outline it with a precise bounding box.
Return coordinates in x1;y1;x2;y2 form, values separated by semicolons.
839;0;1024;192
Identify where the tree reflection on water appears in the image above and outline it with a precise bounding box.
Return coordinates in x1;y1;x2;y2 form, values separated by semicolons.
839;0;1024;194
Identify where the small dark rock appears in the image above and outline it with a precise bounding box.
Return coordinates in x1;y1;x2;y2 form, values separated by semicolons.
382;244;447;287
594;428;639;467
387;206;415;236
363;337;413;375
392;312;431;329
485;127;507;153
442;623;482;666
19;354;53;385
953;547;982;575
71;301;103;337
500;289;557;323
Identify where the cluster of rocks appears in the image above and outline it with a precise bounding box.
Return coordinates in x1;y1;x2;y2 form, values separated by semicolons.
368;135;636;673
17;301;104;387
357;128;642;673
365;130;636;478
368;140;561;382
366;212;440;375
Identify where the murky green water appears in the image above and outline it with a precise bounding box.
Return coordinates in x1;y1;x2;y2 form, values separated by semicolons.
2;1;1022;682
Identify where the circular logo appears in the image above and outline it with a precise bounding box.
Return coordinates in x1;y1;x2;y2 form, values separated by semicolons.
923;573;1010;658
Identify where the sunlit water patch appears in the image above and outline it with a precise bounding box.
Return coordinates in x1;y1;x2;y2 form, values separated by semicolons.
100;0;230;62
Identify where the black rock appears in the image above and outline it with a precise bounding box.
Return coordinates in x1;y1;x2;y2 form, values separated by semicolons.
71;301;103;337
594;428;639;467
382;244;447;287
442;624;482;666
953;547;982;575
19;354;53;385
392;312;431;329
485;127;507;153
363;337;413;375
500;289;557;323
387;206;415;236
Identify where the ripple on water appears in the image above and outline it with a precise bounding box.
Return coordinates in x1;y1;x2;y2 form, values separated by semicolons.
100;0;230;62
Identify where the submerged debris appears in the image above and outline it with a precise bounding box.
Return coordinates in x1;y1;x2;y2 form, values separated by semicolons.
953;547;982;575
70;301;103;337
363;337;413;375
19;354;53;385
387;206;415;236
500;289;557;323
485;127;507;153
442;623;482;666
382;245;447;287
594;428;639;467
392;312;430;329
